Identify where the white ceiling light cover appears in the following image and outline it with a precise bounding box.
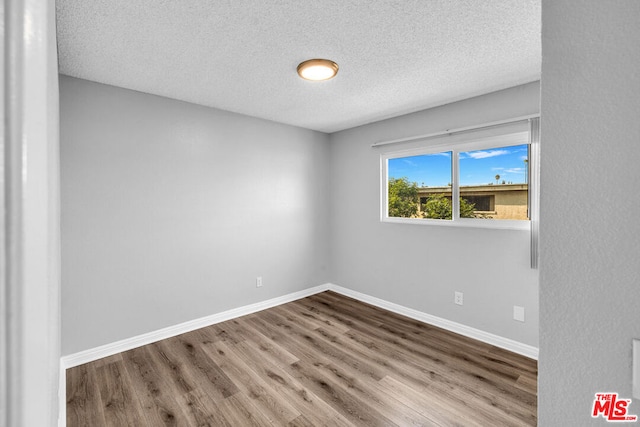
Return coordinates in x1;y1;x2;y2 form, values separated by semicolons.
297;59;339;81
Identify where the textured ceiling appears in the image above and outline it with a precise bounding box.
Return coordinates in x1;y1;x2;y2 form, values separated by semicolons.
56;0;541;133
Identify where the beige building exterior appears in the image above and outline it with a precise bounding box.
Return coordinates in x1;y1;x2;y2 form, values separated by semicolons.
418;183;528;220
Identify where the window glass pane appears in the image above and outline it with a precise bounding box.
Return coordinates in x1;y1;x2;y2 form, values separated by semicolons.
388;152;452;220
459;144;529;220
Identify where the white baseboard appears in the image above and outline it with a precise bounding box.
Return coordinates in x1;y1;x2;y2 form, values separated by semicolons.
325;283;539;360
61;282;538;370
58;359;66;427
61;284;330;369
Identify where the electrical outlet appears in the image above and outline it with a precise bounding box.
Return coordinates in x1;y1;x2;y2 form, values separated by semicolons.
454;291;463;306
256;276;263;288
513;306;525;322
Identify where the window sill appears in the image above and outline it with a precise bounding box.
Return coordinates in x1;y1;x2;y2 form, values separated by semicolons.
382;216;531;231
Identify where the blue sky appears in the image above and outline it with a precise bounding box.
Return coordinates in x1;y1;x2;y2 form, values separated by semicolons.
388;144;529;187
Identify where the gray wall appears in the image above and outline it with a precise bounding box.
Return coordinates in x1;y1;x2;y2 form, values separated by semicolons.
60;76;330;355
539;1;640;425
329;82;540;347
61;77;542;357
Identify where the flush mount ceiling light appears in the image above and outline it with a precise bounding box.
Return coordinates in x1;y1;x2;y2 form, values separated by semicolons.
297;58;339;81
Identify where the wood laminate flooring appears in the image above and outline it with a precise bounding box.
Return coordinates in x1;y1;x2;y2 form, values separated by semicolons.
66;291;537;426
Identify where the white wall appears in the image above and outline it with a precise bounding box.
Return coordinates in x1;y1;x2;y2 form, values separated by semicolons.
60;76;330;355
539;1;640;424
328;82;540;348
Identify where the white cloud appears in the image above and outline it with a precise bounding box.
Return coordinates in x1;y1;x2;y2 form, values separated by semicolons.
466;149;509;159
504;167;525;174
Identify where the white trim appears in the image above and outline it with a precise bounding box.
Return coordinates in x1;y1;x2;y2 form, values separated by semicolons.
382;216;531;231
60;284;330;369
326;284;539;360
379;131;529;158
3;2;61;426
58;360;66;427
371;114;540;148
528;117;541;269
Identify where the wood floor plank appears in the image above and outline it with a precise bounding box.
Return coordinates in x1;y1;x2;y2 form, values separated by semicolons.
302;293;538;412
168;333;239;400
516;372;538;394
146;339;199;396
67;291;537;426
214;393;273;427
94;360;145;427
230;338;355;426
309;291;494;360
199;339;301;424
310;360;436;427
311;291;499;359
90;353;123;368
202;316;300;366
257;308;388;381
287;414;316;427
376;375;458;426
287;359;395;426
291;307;492;414
66;363;106;427
119;346;185;426
305;292;537;425
178;388;233;427
273;301;352;335
221;313;394;425
205;321;246;344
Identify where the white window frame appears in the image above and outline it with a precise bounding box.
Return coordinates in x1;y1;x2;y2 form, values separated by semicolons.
381;131;533;230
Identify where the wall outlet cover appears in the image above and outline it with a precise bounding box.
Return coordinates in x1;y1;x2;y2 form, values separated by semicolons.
513;306;525;322
454;292;463;306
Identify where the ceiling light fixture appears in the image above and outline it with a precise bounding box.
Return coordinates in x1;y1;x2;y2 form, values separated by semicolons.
297;59;339;81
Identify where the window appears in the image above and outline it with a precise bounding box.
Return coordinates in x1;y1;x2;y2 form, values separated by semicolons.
388;152;452;219
462;195;493;212
459;143;529;220
381;131;534;230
